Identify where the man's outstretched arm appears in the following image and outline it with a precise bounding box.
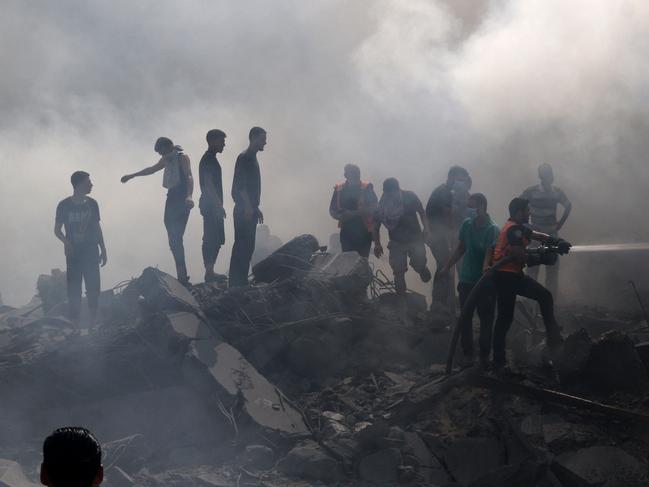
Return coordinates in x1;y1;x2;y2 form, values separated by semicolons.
121;159;165;183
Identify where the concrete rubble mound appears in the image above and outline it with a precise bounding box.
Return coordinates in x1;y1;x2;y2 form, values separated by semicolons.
1;238;649;486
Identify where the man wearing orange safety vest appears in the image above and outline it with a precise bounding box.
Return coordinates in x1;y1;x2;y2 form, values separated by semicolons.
491;197;571;371
329;164;378;258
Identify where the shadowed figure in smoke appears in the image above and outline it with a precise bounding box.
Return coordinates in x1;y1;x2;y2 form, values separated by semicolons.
329;163;378;258
251;224;283;266
228;127;267;287
491;197;571;371
41;427;103;487
121;137;195;285
521;163;572;297
199;129;227;283
439;192;499;369
425;166;472;312
373;177;432;296
54;171;107;330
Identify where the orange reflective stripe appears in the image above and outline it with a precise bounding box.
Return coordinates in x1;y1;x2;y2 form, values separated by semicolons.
493;220;528;273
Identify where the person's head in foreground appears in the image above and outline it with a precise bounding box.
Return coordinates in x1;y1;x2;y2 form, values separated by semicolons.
41;427;103;487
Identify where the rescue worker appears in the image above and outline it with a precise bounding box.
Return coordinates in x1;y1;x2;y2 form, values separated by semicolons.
520;163;572;296
199;129;227;282
55;171;107;330
373;178;432;295
121;137;194;284
425;166;471;309
228;127;266;287
439;193;499;368
329;164;378;258
491;197;570;371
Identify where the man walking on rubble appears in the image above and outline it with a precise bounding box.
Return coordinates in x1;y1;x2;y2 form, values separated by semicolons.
425;166;472;308
520;163;572;296
121;137;194;285
228;127;267;287
491;197;571;371
439;193;499;368
55;171;107;330
373;178;432;296
329;164;378;258
199;129;227;282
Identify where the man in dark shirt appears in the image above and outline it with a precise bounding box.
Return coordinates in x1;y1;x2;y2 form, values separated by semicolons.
199;129;226;282
425;166;471;308
329;164;378;258
41;426;103;487
121;137;194;284
55;171;107;329
374;178;432;296
491;197;571;370
228;127;266;287
520;163;572;296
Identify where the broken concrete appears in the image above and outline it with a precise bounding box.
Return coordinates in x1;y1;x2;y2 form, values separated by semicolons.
184;338;310;437
357;448;401;484
277;440;345;483
0;459;38;487
252;234;320;283
128;267;201;315
443;437;503;486
553;446;648;486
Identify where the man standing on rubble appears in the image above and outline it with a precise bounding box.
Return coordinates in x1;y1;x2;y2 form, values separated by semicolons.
228;127;267;287
199;129;227;282
329;164;378;258
425;166;472;308
121;137;194;284
373;178;432;296
55;171;107;329
491;197;571;371
439;193;499;368
520;163;572;296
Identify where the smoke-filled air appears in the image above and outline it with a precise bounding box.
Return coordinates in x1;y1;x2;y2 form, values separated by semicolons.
2;0;648;304
3;2;649;487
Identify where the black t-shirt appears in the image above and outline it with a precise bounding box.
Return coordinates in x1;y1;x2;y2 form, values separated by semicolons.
167;154;188;201
55;197;101;247
385;191;424;243
231;151;261;208
425;183;452;225
199;150;223;210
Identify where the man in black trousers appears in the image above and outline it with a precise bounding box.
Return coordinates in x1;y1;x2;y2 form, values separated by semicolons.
228;127;267;287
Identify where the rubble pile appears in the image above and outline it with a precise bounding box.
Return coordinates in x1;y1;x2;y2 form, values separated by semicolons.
1;234;649;486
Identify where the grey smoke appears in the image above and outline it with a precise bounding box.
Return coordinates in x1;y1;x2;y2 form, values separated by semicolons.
1;0;648;304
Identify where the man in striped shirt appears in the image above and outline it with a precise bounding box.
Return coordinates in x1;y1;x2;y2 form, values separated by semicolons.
520;163;572;296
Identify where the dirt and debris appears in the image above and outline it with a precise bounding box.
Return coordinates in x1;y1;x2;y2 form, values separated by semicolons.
1;235;649;486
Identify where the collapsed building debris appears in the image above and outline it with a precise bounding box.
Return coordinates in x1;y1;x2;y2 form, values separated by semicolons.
1;235;649;486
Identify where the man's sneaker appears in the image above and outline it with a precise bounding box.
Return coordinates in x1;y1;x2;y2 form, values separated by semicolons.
419;267;432;283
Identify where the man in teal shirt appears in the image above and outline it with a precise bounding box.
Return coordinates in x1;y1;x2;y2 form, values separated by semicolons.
439;193;499;367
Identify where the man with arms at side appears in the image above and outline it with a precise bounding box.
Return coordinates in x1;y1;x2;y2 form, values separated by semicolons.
425;166;471;309
439;193;499;368
55;171;107;330
199;129;227;282
121;137;194;284
229;127;267;287
41;427;103;487
329;164;378;258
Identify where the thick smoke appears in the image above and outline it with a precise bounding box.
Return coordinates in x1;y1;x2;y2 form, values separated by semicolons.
1;0;648;304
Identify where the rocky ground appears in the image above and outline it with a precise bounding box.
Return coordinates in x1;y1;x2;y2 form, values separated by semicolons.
1;234;649;486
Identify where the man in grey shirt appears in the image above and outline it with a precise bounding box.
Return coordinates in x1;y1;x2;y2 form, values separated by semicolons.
520;163;572;296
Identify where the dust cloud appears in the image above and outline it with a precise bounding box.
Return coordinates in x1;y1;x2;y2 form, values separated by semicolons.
1;0;648;304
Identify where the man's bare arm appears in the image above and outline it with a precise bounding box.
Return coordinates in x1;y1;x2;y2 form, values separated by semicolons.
54;221;67;245
557;200;572;231
98;223;107;266
121;159;165;183
440;241;465;274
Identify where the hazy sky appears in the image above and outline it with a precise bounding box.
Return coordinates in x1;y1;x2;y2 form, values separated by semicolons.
1;0;648;304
